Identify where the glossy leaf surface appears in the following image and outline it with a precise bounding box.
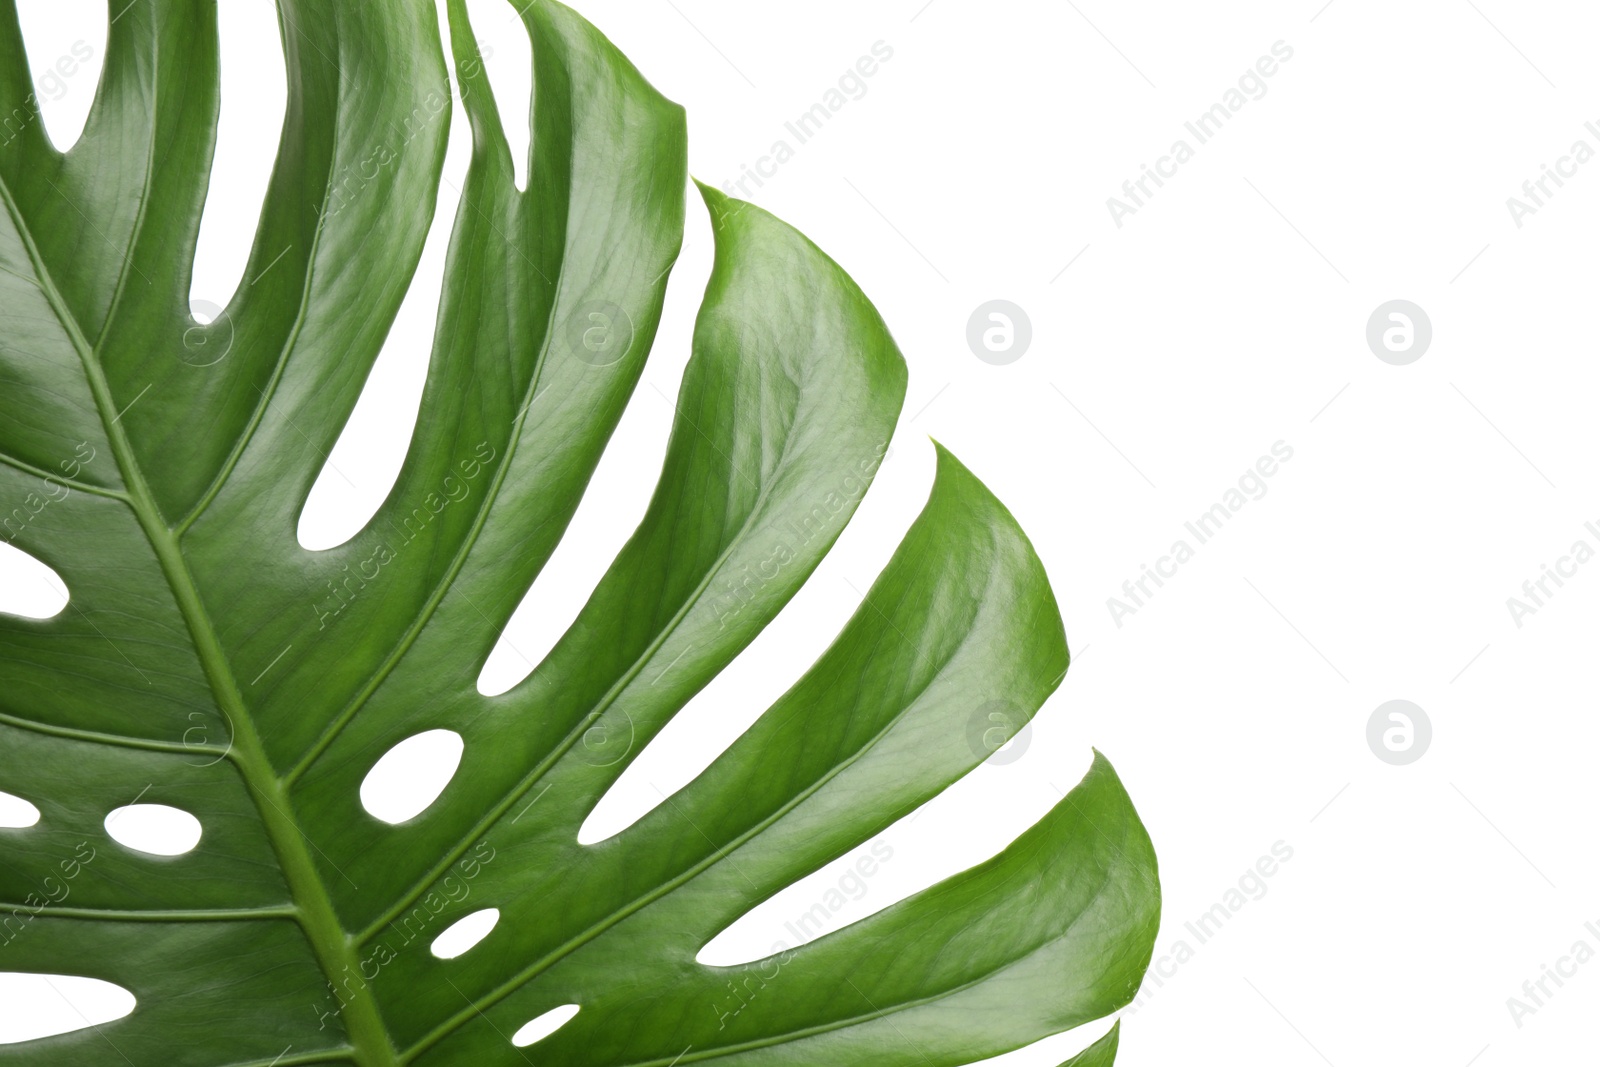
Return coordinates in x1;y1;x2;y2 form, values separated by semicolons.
0;2;1159;1064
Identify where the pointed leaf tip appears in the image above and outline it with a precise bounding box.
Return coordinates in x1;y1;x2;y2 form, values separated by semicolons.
1059;1020;1121;1067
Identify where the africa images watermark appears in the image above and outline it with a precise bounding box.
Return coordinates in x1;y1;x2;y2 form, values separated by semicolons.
711;839;895;1030
719;41;895;198
1505;919;1600;1030
1504;520;1600;629
1505;120;1600;229
1107;40;1295;229
313;841;497;1030
309;441;499;630
1;39;97;149
1;442;97;544
1;841;98;949
710;443;890;631
1107;442;1295;628
1127;840;1295;1013
316;87;448;221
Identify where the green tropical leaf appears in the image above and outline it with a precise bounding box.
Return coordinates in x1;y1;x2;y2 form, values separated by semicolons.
0;1;1160;1065
1059;1022;1120;1067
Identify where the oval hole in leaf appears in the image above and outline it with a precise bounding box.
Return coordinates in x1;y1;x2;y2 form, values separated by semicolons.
429;908;500;960
0;791;40;829
0;974;134;1044
360;730;464;824
0;543;69;620
104;804;203;857
511;1004;580;1048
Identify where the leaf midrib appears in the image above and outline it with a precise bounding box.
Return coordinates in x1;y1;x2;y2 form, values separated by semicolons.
0;173;393;1067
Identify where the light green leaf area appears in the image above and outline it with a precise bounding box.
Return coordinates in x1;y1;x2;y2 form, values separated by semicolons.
1059;1021;1120;1067
0;2;1159;1065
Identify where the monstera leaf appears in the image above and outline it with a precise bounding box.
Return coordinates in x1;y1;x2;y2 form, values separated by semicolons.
1058;1023;1120;1067
0;1;1159;1065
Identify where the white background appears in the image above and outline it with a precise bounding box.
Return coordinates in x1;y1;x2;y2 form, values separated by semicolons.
2;0;1599;1064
